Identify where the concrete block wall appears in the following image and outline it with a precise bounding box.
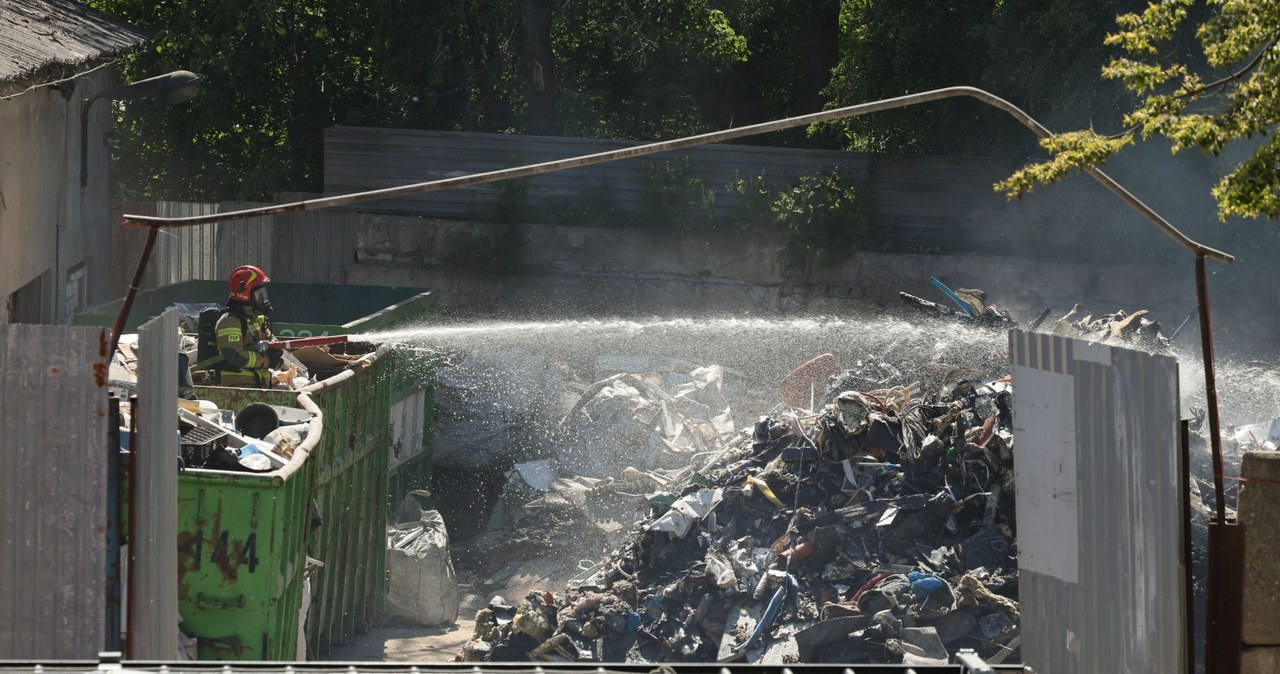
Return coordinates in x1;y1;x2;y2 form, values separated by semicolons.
1241;452;1280;672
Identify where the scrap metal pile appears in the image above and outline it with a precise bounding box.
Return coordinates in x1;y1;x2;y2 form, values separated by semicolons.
457;365;1021;666
899;279;1178;353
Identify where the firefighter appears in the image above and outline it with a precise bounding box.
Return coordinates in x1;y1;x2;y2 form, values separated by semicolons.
213;264;284;387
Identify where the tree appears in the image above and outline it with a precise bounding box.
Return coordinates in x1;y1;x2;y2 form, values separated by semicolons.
519;0;558;135
93;0;525;200
820;0;1146;157
997;0;1280;221
551;0;748;139
93;0;760;199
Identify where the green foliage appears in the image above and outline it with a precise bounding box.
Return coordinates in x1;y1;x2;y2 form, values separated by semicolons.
1000;0;1280;221
724;171;776;231
769;170;864;274
820;0;1145;157
638;158;718;232
92;0;524;199
91;0;777;200
550;0;751;139
488;177;532;225
995;130;1135;198
441;226;526;274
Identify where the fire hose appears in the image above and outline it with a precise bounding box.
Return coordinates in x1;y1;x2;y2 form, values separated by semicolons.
266;334;349;350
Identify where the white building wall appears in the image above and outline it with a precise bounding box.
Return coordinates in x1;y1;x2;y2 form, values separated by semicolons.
0;68;108;324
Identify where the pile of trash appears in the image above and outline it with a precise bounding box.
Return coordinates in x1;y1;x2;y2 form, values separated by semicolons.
897;279;1180;356
108;332;355;474
456;364;1021;665
1049;304;1175;350
899;285;1016;328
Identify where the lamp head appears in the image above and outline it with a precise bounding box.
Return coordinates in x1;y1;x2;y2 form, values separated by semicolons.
104;70;204;104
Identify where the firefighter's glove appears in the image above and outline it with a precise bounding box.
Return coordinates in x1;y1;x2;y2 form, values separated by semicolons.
253;340;272;353
267;347;285;369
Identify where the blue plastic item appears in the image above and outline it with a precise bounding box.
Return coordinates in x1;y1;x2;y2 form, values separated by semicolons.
929;277;978;319
908;571;948;598
735;573;798;654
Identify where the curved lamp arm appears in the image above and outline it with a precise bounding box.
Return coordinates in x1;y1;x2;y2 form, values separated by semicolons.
120;85;1232;264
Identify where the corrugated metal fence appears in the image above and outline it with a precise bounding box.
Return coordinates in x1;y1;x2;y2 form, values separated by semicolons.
111;198;353;298
110;127;1099;297
131;309;180;659
0;324;107;658
1010;330;1186;674
323;126;1070;251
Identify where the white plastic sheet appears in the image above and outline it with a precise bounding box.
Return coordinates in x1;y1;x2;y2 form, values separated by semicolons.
648;488;723;538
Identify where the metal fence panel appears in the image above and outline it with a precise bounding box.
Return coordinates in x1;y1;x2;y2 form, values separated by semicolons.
1010;330;1186;674
0;659;1030;673
272;208;351;285
0;324;107;658
323;126;1068;251
113;200;351;298
149;202;273;288
132;308;180;658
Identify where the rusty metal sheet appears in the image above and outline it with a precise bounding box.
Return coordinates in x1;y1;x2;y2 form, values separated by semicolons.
1011;329;1186;674
0;324;108;658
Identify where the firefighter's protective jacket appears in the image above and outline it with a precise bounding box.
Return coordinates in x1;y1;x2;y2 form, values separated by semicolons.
215;307;279;387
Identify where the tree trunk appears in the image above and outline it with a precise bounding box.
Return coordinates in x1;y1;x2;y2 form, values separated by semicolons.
517;0;557;134
805;0;840;113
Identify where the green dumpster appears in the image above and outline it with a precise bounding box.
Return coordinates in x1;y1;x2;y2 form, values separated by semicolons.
178;346;394;659
88;283;439;659
80;281;438;511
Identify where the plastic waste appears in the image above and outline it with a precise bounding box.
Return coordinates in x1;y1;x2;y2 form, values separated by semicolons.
908;571;949;598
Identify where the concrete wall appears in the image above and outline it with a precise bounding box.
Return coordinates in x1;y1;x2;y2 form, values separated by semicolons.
342;212;1277;357
0;68;111;324
1241;452;1280;673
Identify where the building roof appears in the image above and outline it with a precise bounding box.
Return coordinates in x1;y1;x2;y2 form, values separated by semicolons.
0;0;149;87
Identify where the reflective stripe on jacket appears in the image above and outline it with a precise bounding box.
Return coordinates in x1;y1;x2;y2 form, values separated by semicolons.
214;310;275;387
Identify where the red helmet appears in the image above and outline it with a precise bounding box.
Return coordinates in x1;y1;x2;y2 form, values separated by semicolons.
229;265;270;302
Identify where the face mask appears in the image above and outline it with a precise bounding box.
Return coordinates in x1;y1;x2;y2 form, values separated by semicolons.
252;286;272;314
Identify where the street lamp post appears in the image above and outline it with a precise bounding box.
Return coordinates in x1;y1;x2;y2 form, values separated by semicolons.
79;69;203;188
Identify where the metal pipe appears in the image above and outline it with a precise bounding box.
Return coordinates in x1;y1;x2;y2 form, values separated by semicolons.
108;225;159;358
125;394;139;659
1180;418;1195;674
105;395;122;652
1205;517;1245;674
1195;253;1226;521
116;87;1233;266
1197;251;1243;672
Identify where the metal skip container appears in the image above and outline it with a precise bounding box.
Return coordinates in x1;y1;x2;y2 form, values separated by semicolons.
177;345;395;659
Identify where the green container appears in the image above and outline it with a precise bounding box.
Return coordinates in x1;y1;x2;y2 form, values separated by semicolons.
174;453;312;659
81;280;440;511
93;283;439;660
76;280;437;338
180;347;395;659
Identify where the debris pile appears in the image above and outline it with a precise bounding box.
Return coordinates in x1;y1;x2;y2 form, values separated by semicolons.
899;280;1016;328
1049;303;1172;350
457;365;1021;665
108;332;366;474
897;279;1181;356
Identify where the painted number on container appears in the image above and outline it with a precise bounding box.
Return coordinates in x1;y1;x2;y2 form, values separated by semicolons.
190;529;258;573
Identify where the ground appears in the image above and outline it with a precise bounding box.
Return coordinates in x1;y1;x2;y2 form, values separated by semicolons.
322;546;590;662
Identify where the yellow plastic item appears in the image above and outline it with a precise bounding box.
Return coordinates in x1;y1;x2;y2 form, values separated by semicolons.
746;475;785;508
